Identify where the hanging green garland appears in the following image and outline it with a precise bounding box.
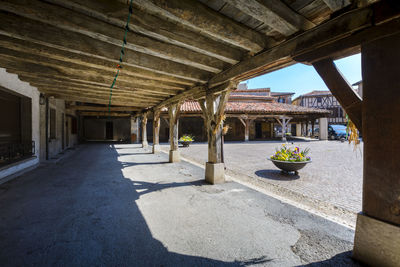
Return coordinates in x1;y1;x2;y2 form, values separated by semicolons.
108;0;134;114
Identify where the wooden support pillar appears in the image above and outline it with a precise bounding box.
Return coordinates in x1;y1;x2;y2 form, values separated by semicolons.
239;117;251;142
311;120;315;137
152;109;161;153
319;118;328;140
305;121;309;137
270;122;274;138
353;32;400;266
296;123;302;137
276;117;292;141
313;58;362;131
141;113;148;148
168;102;181;162
199;84;234;184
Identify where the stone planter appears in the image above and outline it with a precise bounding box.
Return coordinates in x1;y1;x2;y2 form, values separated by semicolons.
180;141;193;147
269;159;311;174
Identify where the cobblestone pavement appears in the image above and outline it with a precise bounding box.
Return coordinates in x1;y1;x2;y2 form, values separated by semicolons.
161;139;363;227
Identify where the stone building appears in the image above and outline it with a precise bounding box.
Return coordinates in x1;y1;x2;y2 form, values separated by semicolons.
153;88;329;142
292;86;363;125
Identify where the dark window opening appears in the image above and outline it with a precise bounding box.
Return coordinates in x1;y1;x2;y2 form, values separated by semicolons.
106;121;113;140
0;87;33;167
50;108;56;139
71;117;78;134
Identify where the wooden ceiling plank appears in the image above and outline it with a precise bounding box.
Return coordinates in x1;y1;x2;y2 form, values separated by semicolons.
68;105;140;112
0;35;192;87
0;0;229;73
227;0;315;35
208;2;395;87
79;112;131;117
0;49;183;96
0;12;211;83
132;0;268;53
16;73;176;97
44;0;244;64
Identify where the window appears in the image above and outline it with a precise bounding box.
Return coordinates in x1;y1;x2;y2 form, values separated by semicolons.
50;108;56;139
278;98;285;103
71;117;78;134
317;97;322;103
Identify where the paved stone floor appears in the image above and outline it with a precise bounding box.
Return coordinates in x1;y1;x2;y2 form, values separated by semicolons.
161;140;363;227
0;144;360;266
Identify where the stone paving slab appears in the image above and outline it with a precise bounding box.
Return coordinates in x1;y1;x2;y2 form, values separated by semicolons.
0;144;360;266
161;140;363;227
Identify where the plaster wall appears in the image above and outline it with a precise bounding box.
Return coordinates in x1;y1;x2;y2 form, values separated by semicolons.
83;118;130;142
0;68;40;180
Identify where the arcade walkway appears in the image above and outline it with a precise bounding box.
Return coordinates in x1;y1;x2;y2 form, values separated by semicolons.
0;144;359;266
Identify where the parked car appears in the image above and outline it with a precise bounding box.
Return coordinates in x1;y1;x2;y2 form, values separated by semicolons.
328;124;347;141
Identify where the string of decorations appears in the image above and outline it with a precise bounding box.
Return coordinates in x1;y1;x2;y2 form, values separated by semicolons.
108;0;134;114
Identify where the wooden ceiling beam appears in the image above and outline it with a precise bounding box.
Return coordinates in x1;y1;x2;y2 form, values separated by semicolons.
208;1;400;87
0;35;192;87
0;50;182;96
0;12;211;83
79;112;131;117
0;0;229;73
227;0;315;35
132;0;268;53
17;75;171;99
44;0;244;64
40;89;155;107
39;87;160;104
68;105;140;112
27;82;166;102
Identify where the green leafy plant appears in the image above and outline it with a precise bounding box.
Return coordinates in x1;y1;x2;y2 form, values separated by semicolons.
270;144;311;162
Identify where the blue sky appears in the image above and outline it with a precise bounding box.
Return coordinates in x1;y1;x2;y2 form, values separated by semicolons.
244;53;362;98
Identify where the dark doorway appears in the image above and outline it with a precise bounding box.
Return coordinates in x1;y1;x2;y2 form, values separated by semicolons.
66;118;69;148
61;113;65;150
255;122;262;139
106;121;114;140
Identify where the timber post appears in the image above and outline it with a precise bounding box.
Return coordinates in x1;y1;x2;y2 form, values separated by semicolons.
239;116;251;142
313;59;362;131
168;102;181;162
199;82;236;184
152;109;161;153
352;32;400;266
141;113;148;148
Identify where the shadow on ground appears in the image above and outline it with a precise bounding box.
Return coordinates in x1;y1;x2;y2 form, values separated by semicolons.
255;169;300;181
299;251;364;267
0;144;273;266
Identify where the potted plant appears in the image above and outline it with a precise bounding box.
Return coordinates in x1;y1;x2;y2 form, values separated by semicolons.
269;144;311;174
179;135;194;147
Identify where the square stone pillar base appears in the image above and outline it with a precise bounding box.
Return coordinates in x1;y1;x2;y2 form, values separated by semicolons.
152;144;161;154
169;150;180;163
319;118;328;140
142;141;148;148
353;213;400;266
205;162;225;184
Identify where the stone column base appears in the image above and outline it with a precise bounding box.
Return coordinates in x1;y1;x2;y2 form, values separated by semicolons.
353;213;400;266
152;144;161;154
169;150;180;163
142;141;148;148
205;162;225;184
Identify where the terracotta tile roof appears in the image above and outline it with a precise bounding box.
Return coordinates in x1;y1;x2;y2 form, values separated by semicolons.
179;100;330;115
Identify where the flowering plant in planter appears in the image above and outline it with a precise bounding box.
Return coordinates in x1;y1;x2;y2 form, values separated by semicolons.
179;135;194;142
270;144;311;162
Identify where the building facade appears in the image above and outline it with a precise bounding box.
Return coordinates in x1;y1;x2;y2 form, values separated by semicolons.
292;90;347;124
155;87;329;142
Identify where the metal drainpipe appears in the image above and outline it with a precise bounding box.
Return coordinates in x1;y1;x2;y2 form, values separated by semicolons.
45;97;49;160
